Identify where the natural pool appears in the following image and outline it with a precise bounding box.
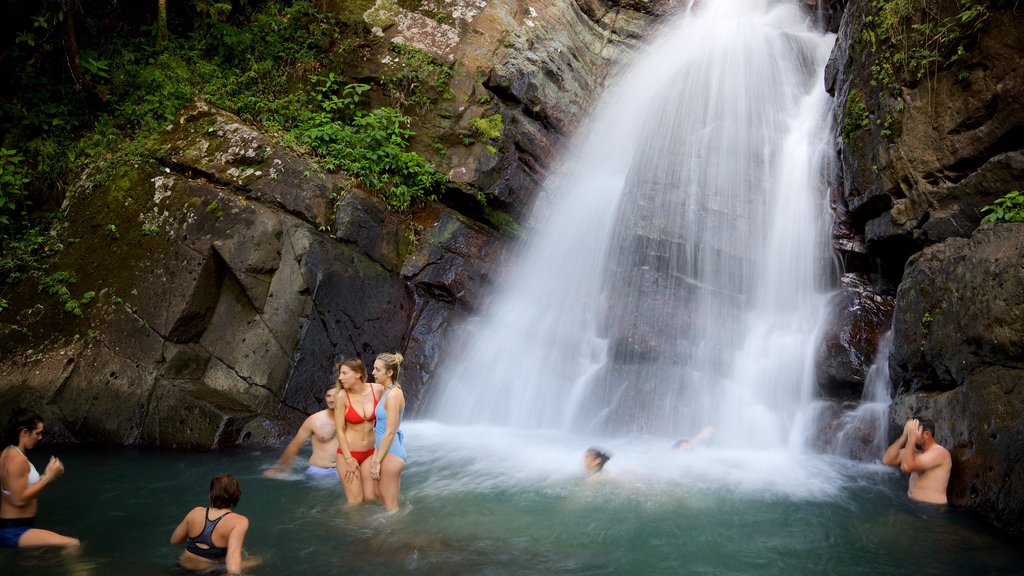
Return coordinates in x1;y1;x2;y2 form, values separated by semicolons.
3;421;1021;576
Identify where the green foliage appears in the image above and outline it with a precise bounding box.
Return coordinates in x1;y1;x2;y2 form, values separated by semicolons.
472;114;504;142
293;79;446;211
206;200;224;218
38;271;90;316
862;0;990;95
980;191;1024;223
1;0;453;285
877;114;895;140
842;90;870;146
0;221;53;285
381;44;454;112
0;149;31;237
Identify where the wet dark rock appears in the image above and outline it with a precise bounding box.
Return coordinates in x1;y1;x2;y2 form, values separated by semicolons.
817;274;895;402
159;102;334;228
887;223;1024;532
827;0;1024;532
828;1;1024;284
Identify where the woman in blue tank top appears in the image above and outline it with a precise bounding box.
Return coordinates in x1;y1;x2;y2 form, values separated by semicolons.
369;352;407;511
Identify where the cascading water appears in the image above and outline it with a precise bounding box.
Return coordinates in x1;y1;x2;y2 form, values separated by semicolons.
826;330;895;461
427;0;837;450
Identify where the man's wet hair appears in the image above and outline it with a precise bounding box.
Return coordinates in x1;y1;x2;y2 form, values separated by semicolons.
915;417;936;436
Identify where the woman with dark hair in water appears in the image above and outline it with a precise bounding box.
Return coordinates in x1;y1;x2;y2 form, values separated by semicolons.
0;407;79;549
171;474;255;574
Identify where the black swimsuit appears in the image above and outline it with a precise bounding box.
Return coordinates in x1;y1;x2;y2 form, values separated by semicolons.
185;508;230;559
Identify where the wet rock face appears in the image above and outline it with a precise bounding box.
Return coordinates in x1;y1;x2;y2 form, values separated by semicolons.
889;224;1024;398
1;0;670;447
0;102;508;448
817;274;895;402
370;0;659;217
828;0;1024;532
828;1;1024;285
888;224;1024;532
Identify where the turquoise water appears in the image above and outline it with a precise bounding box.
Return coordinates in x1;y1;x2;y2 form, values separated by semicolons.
3;421;1021;575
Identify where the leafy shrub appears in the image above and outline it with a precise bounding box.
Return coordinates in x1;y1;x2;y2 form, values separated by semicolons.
842;90;870;146
0;222;53;284
293;80;446;211
472;114;504;142
981;191;1024;223
0;149;30;236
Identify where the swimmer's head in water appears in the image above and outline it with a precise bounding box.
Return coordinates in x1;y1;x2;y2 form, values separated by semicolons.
672;439;695;452
583;448;611;473
210;474;241;509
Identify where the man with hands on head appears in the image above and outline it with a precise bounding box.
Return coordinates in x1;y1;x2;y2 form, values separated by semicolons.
882;416;952;505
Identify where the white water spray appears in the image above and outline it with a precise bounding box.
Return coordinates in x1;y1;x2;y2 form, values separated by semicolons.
428;0;837;451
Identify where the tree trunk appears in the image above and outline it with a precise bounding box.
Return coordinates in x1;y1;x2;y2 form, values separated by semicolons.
157;0;168;53
61;0;107;103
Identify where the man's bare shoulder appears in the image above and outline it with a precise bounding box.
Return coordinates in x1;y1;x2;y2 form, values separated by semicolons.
930;443;952;461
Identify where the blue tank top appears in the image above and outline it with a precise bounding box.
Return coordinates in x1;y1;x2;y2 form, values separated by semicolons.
373;386;405;446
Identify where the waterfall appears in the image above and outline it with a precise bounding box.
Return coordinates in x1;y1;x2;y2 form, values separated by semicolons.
427;0;837;450
826;331;894;461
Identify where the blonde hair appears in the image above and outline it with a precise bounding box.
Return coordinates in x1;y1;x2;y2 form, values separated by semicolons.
375;352;404;386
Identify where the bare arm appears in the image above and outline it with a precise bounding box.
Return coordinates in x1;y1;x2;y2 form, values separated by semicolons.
170;508;199;545
693;426;715;445
333;393;359;482
3;455;63;507
880;426;905;467
225;516;249;574
270;418;313;471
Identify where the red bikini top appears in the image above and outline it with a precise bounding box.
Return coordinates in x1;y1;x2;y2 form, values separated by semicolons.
343;387;379;425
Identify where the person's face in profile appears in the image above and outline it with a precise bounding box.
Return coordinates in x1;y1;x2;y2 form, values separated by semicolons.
915;430;931;451
22;422;44;449
338;365;362;389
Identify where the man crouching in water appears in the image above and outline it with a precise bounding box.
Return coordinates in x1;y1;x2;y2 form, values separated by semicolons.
882;417;952;505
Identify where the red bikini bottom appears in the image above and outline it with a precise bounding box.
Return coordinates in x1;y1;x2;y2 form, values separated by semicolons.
338;447;375;464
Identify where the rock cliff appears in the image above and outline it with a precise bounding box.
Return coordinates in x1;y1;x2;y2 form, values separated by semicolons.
827;0;1024;532
0;0;663;446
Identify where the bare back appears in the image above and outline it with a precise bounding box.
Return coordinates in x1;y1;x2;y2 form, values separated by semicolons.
173;505;251;572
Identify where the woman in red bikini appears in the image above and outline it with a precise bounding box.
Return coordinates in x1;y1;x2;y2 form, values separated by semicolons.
333;357;385;505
